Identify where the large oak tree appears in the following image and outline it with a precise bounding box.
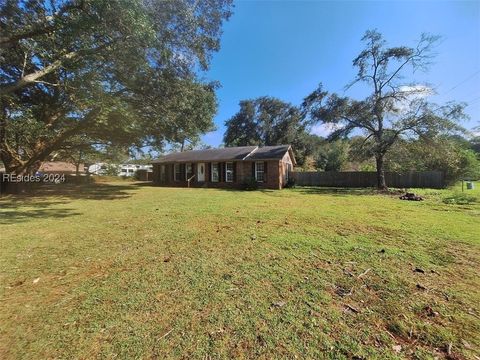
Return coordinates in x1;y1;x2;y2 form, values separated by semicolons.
0;0;232;174
223;96;314;165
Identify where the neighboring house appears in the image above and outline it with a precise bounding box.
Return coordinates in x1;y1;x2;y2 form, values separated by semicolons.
119;164;153;177
152;145;295;189
88;163;153;176
39;161;82;175
119;164;138;177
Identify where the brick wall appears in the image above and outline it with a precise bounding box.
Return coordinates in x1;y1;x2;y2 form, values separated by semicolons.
153;160;282;189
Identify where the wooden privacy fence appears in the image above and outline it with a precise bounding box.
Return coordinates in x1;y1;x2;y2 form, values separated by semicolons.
291;171;445;189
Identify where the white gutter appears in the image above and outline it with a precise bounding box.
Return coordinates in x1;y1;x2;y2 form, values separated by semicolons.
242;146;259;161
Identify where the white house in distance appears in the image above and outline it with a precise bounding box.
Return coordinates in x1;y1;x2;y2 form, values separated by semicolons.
119;164;137;177
88;163;152;177
119;164;152;177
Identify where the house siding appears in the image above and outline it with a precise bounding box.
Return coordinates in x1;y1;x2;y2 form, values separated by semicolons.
153;160;283;189
279;151;294;188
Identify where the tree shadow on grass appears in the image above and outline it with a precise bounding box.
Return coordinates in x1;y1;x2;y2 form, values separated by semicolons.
131;181;156;187
2;182;137;201
0;208;82;225
0;182;139;224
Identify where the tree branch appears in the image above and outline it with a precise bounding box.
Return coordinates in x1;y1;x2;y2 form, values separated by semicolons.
0;2;85;46
0;51;79;95
17;107;101;173
0;42;112;96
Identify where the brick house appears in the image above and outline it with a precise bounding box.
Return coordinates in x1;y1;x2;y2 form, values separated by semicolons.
152;145;296;189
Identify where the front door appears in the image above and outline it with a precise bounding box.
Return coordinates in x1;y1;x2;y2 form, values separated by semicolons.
197;162;205;182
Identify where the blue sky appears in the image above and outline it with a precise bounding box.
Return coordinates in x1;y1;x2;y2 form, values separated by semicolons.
201;0;480;147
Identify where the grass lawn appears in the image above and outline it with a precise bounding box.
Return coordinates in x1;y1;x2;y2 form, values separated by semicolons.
0;181;479;359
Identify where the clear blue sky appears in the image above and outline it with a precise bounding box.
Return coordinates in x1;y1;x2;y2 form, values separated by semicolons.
201;0;480;147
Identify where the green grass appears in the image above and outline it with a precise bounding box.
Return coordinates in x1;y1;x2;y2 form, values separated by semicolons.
0;182;479;359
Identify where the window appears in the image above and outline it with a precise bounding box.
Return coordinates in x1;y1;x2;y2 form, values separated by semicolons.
255;162;264;182
211;163;219;182
185;163;193;179
174;163;181;181
226;162;234;182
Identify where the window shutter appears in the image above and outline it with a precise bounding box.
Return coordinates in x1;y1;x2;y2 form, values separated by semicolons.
208;163;211;182
220;162;225;182
264;161;268;182
252;162;256;179
181;163;185;181
233;162;237;183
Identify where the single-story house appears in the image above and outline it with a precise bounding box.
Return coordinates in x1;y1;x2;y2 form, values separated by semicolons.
152;145;296;189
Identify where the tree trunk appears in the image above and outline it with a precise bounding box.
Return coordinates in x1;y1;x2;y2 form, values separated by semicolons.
375;154;387;190
1;107;100;175
75;150;82;178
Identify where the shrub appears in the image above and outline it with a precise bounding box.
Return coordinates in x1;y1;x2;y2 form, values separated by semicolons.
103;164;120;176
285;177;296;188
242;177;258;191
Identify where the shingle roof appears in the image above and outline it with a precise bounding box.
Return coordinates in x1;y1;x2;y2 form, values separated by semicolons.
152;146;257;163
39;161;79;173
152;145;294;163
246;145;291;160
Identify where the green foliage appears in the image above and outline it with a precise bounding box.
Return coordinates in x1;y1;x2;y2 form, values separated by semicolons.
284;177;296;188
442;191;477;205
358;162;376;171
315;140;349;171
103;164;120;176
0;0;233;173
385;136;480;183
302;30;466;188
242;177;259;191
470;134;480;155
224;97;313;165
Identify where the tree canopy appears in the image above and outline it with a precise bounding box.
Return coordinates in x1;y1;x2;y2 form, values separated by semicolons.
302;30;466;188
0;0;232;173
223;96;315;165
